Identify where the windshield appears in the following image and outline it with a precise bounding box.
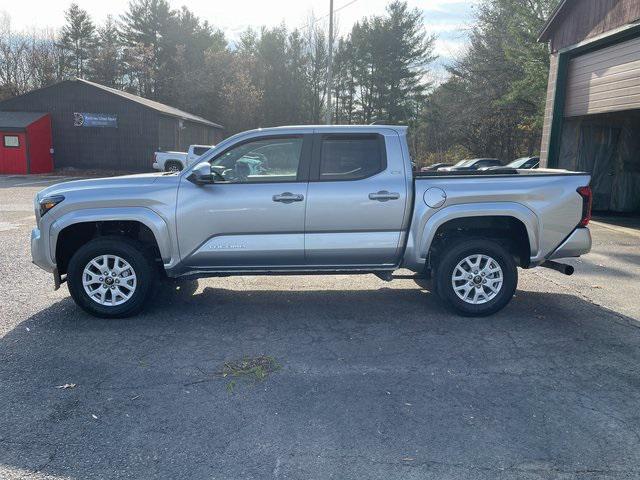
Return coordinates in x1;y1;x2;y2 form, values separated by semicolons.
454;159;474;167
507;157;529;168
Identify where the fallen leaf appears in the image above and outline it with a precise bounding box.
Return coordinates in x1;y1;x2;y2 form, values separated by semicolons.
402;457;415;462
91;414;98;420
56;383;77;390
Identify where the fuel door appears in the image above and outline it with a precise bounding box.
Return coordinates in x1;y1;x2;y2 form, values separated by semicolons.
424;187;447;209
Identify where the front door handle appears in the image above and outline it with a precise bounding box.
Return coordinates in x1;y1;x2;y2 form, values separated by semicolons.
273;192;304;204
369;191;400;202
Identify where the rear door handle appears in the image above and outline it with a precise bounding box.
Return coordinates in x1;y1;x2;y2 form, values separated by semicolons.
273;192;304;203
369;191;400;202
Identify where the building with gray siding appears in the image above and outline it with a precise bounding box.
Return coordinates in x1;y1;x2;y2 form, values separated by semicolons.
538;0;640;213
0;78;224;172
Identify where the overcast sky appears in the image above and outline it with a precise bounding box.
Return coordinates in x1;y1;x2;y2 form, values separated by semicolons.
3;0;475;63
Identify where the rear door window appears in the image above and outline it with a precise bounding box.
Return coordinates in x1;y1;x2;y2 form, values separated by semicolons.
317;134;385;181
193;147;209;156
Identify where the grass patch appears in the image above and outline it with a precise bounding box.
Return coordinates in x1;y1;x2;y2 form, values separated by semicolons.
222;355;282;393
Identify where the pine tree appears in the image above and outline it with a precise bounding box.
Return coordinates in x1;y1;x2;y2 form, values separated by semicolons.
90;16;121;87
381;1;436;123
120;0;176;98
413;0;560;164
59;3;96;79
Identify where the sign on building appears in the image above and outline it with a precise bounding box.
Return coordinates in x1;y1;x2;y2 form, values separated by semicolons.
74;113;118;128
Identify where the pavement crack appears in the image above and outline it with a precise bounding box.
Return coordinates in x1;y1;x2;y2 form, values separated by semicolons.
22;444;59;478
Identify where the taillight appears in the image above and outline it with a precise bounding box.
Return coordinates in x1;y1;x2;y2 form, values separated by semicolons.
577;186;592;227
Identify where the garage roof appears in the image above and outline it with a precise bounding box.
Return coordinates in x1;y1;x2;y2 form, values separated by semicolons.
538;0;573;42
75;79;224;129
0;111;48;130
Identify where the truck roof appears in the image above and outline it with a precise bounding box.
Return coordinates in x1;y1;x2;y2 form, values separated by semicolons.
243;125;409;135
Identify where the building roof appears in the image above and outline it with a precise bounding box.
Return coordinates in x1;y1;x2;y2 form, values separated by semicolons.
0;111;48;130
74;79;223;129
538;0;573;42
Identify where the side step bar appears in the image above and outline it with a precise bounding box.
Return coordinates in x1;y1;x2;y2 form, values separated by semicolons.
375;262;575;282
541;260;575;276
374;272;431;282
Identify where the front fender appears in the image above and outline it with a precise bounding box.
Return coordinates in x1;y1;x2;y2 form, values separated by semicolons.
50;207;176;267
403;202;540;271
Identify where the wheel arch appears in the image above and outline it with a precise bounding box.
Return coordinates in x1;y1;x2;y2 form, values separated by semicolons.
417;203;540;269
51;208;174;274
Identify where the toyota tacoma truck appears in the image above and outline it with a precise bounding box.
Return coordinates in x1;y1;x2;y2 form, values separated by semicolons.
31;125;592;318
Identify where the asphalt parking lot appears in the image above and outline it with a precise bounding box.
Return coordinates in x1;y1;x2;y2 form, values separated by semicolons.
2;174;640;480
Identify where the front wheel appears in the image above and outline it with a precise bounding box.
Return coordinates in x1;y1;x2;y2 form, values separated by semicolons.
435;239;517;317
67;237;156;318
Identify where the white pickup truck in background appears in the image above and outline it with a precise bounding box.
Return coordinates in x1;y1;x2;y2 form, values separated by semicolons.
153;145;213;172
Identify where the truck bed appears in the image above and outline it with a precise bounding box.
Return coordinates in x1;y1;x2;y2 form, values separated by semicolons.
403;168;592;271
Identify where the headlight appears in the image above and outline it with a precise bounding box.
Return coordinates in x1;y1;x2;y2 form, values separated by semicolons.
39;195;65;217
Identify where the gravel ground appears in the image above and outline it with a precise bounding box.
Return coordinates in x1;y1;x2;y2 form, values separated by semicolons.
1;175;640;480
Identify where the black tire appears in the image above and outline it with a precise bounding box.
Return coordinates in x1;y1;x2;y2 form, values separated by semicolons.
165;161;183;172
414;276;433;291
435;238;517;317
67;237;156;318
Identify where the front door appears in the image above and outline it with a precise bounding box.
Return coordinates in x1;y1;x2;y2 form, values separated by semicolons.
304;132;408;267
177;134;312;269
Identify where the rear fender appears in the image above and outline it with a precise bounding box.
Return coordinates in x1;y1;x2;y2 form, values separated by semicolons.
405;202;540;270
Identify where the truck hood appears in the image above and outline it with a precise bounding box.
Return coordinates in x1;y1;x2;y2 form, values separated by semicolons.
37;173;169;200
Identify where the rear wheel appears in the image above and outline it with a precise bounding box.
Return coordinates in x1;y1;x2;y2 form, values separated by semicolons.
435;239;517;316
165;161;183;172
67;237;156;318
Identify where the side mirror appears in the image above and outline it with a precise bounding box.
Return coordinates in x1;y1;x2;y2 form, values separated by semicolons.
187;163;214;185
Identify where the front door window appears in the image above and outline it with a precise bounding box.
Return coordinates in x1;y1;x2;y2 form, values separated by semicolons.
211;137;304;183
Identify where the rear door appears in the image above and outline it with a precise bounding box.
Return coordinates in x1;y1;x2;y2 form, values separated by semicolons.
304;131;408;267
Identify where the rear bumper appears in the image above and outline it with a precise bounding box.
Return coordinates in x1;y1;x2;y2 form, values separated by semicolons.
31;227;55;273
548;227;592;260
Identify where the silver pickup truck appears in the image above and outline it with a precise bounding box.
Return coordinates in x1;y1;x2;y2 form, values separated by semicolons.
31;125;592;318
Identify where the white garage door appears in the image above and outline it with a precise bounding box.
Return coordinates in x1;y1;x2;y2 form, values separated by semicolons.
565;35;640;117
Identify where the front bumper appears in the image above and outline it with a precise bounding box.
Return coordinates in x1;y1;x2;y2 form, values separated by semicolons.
548;227;592;260
31;227;55;273
152;162;160;171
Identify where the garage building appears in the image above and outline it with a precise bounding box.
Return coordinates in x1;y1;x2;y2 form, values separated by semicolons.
0;78;224;172
539;0;640;213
